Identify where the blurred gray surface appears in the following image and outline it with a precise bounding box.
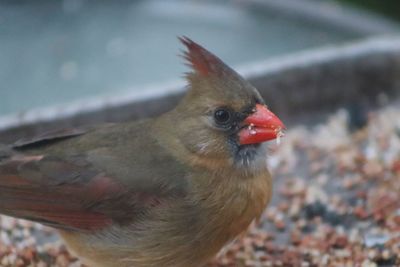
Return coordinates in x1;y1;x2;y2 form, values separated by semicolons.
0;0;365;116
1;36;399;143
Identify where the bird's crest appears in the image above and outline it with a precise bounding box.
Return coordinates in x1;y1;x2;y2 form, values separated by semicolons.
179;36;231;77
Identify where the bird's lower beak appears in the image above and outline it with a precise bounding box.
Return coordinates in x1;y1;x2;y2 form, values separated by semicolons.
239;104;285;145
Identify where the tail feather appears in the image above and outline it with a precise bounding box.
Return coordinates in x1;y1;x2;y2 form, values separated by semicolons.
0;144;12;162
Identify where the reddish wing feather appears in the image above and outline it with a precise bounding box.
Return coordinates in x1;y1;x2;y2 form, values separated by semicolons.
0;154;115;231
0;154;159;232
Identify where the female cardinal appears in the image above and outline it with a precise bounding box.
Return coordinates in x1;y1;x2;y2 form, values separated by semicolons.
0;37;284;267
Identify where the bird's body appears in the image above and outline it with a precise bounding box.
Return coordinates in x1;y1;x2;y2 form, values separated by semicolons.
0;38;283;267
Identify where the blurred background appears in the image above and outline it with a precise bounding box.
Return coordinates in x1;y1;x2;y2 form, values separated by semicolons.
0;0;398;122
338;0;400;21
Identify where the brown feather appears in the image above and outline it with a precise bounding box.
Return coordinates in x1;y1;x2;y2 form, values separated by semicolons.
179;36;232;77
0;147;164;232
13;127;89;149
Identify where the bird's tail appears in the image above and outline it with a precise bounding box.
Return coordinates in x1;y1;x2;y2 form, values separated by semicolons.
0;144;12;162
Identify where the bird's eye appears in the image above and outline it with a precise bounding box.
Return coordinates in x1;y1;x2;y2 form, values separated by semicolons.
214;108;232;125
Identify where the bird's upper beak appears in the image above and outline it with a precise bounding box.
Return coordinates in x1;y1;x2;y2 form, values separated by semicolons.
239;104;285;145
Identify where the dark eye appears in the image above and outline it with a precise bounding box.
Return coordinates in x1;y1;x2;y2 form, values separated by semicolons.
214;108;232;125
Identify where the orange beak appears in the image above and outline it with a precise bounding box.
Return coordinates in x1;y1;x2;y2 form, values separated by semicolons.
238;104;285;145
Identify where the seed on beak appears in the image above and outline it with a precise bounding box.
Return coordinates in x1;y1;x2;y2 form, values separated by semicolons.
247;123;257;135
276;129;284;145
239;104;285;145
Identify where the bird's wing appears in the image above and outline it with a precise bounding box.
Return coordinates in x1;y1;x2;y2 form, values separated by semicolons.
0;126;175;232
12;127;88;149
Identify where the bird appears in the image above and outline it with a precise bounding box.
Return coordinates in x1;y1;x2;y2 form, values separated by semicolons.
0;37;284;267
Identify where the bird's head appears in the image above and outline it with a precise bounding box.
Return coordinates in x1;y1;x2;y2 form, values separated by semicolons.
167;37;284;169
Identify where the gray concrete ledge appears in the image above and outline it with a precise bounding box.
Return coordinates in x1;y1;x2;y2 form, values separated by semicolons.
247;0;399;34
1;36;400;143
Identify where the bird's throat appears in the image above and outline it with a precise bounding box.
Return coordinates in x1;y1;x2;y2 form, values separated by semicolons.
233;143;267;171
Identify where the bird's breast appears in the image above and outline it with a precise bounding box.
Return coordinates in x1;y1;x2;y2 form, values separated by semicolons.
223;172;271;236
193;168;272;250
